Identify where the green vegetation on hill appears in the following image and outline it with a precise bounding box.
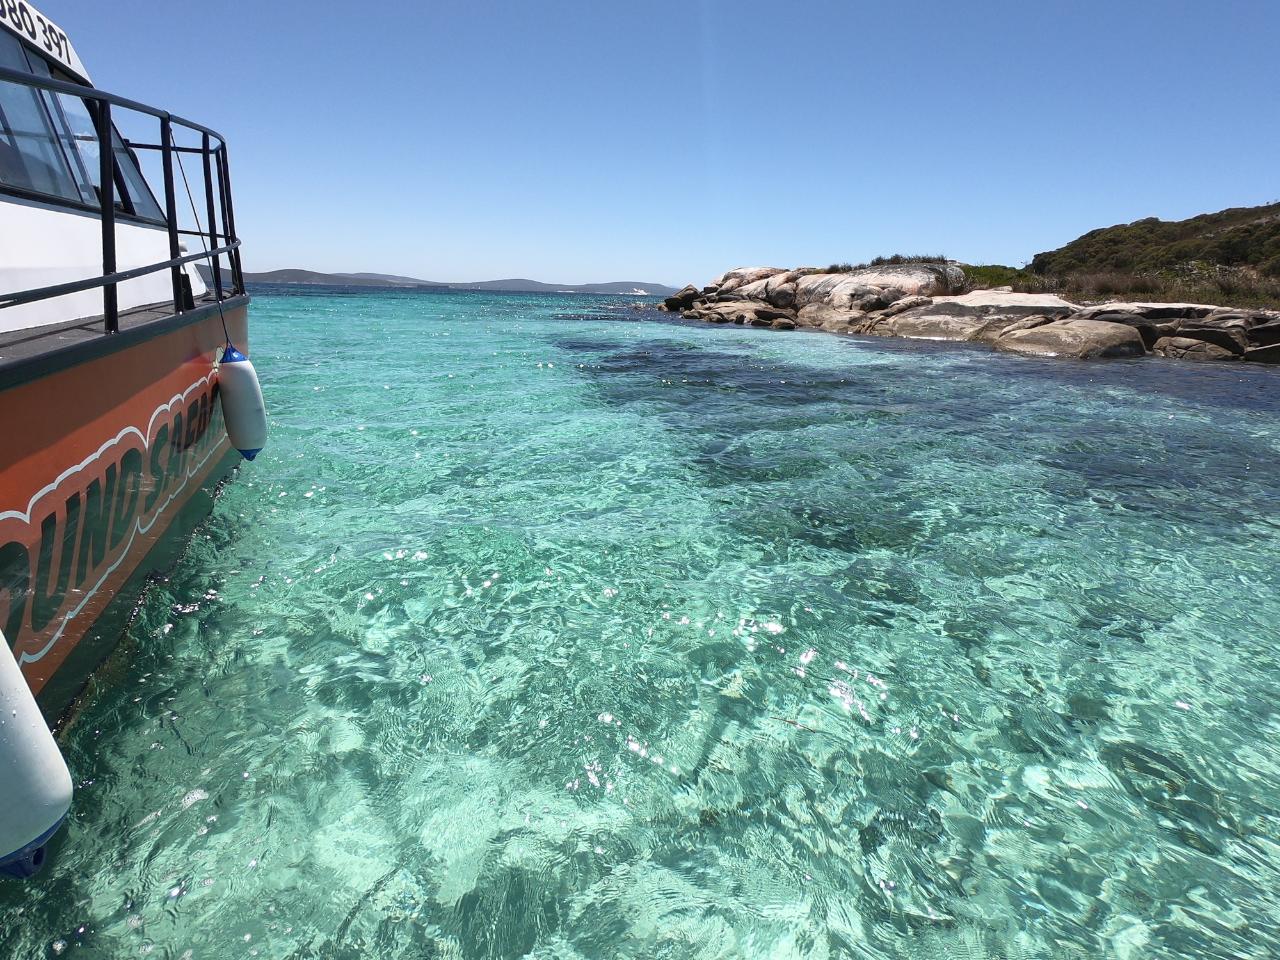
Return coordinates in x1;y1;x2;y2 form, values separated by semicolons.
961;203;1280;307
1029;203;1280;277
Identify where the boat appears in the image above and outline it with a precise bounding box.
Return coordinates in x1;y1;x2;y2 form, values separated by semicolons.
0;2;261;876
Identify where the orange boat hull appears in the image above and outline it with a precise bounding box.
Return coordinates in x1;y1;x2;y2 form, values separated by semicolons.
0;301;249;718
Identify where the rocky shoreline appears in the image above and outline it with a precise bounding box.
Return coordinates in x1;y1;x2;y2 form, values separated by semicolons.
659;264;1280;364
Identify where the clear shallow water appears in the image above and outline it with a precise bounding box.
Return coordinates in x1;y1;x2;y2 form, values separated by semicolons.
4;288;1280;959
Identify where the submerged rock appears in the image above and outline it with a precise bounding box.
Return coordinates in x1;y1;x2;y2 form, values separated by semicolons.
796;303;862;330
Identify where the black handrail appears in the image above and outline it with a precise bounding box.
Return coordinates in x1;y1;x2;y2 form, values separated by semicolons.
0;64;242;333
0;65;226;140
0;242;241;308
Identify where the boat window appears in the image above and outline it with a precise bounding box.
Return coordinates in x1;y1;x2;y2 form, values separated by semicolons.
53;87;164;221
15;44;96;203
0;30;81;201
111;132;163;221
0;32;165;221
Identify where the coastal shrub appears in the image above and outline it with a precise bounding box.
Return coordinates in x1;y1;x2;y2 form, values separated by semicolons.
964;262;1280;308
960;264;1036;289
867;254;949;267
807;255;951;276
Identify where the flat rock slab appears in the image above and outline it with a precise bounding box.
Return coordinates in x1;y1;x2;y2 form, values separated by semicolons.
1074;301;1220;321
995;318;1146;360
932;291;1080;311
880;314;989;341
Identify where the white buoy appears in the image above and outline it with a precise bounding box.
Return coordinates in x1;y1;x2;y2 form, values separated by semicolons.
0;628;72;879
218;343;267;461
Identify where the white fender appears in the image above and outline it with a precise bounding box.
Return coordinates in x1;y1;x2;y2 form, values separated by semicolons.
0;628;72;879
218;343;267;461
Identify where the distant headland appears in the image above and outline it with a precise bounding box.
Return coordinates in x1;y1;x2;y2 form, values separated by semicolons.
219;268;679;297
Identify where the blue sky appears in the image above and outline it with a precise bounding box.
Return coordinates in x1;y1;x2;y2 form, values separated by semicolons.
50;0;1280;285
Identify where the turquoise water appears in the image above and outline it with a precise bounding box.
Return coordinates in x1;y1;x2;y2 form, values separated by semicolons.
4;288;1280;959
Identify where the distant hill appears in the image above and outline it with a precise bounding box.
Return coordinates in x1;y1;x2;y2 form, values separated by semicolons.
1030;202;1280;277
334;272;449;286
203;266;678;296
231;268;444;288
450;278;677;295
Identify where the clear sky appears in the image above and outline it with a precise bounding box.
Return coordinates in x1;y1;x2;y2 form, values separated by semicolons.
48;0;1280;285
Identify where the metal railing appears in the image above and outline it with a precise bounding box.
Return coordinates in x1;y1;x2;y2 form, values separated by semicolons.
0;64;243;333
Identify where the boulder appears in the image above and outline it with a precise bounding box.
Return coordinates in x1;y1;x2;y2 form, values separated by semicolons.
699;302;751;324
794;274;868;309
975;314;1054;343
713;267;786;294
662;284;701;312
1174;322;1248;355
1244;343;1280;363
762;272;802;309
1153;336;1239;362
879;292;1079;344
772;317;797;330
766;282;798;309
1247;320;1280;347
793;264;964;309
846;263;966;296
736;277;774;301
1202;308;1269;329
995;318;1147;360
750;305;796;322
879;294;932;318
796;303;861;330
1078;310;1179;349
880;313;989;341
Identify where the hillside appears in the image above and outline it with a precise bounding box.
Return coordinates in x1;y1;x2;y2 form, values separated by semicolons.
957;202;1280;307
1030;202;1280;277
236;269;442;288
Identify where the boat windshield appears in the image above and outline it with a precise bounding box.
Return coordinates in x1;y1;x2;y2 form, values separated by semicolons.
0;30;163;221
